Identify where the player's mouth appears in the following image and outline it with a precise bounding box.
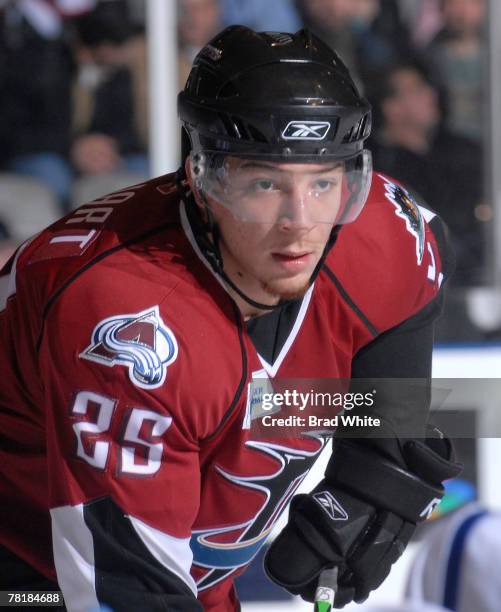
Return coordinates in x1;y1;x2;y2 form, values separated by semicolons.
271;251;313;270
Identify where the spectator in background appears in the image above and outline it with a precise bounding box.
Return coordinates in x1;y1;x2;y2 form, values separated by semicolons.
0;3;9;171
126;0;146;27
0;0;82;208
371;60;487;285
400;0;444;48
297;0;362;80
70;0;149;180
219;0;301;33
425;0;487;142
297;0;412;92
352;0;414;87
178;0;222;88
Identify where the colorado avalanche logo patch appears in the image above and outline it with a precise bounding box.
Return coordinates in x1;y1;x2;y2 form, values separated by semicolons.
80;306;178;389
380;175;426;265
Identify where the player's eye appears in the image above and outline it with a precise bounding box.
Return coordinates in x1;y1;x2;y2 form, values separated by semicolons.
249;179;277;193
311;179;336;194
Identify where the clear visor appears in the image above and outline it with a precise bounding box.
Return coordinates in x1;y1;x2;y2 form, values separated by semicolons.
190;150;372;225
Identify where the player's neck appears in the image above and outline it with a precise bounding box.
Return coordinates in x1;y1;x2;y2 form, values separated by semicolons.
223;275;280;320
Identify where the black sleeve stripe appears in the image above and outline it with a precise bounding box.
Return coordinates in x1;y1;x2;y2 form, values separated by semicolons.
322;264;379;338
202;300;248;442
351;294;443;379
348;296;444;438
35;222;178;353
83;497;202;611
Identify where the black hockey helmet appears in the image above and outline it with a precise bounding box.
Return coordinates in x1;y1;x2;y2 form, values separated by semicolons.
178;26;371;160
178;26;372;226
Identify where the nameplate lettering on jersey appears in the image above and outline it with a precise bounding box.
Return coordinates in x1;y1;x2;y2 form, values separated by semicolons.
27;183;149;263
27;229;100;264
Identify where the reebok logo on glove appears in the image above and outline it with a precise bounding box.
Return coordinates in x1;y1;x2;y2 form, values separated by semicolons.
419;497;442;520
313;491;349;521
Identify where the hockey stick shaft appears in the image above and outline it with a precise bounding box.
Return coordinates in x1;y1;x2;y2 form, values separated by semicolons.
313;566;338;612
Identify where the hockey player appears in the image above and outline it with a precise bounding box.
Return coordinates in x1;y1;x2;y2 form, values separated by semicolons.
0;26;461;611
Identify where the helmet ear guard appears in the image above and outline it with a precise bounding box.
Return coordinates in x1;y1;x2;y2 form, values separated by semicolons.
188;151;206;192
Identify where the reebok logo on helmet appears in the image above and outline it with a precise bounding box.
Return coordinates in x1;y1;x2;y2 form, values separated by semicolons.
282;121;331;140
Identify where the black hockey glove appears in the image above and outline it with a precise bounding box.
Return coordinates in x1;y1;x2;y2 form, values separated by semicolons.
264;430;462;607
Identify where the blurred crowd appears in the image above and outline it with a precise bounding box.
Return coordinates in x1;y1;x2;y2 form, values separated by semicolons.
0;0;491;297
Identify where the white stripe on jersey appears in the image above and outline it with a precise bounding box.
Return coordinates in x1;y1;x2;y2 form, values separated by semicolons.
51;503;197;611
128;515;197;596
50;504;100;612
257;284;314;377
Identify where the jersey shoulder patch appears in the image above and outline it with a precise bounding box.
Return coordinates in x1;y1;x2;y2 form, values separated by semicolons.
378;173;428;265
324;173;444;336
80;305;179;390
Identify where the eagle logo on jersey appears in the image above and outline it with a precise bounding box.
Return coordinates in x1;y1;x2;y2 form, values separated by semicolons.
380;175;426;265
191;438;326;590
80;306;178;389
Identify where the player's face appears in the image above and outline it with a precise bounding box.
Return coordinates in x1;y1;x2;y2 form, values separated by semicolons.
207;157;345;225
195;158;344;304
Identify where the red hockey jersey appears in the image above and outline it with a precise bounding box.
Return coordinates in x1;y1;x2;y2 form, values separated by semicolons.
0;172;447;611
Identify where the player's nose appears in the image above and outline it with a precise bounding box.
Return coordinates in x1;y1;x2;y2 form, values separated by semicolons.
277;185;314;232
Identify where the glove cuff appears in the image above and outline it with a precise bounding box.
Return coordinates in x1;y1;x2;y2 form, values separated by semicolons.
405;437;462;483
325;440;454;523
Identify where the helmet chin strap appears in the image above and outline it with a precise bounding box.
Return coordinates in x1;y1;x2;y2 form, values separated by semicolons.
176;168;340;313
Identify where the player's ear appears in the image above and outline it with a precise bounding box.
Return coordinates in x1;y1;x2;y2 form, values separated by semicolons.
184;155;194;189
184;155;205;211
